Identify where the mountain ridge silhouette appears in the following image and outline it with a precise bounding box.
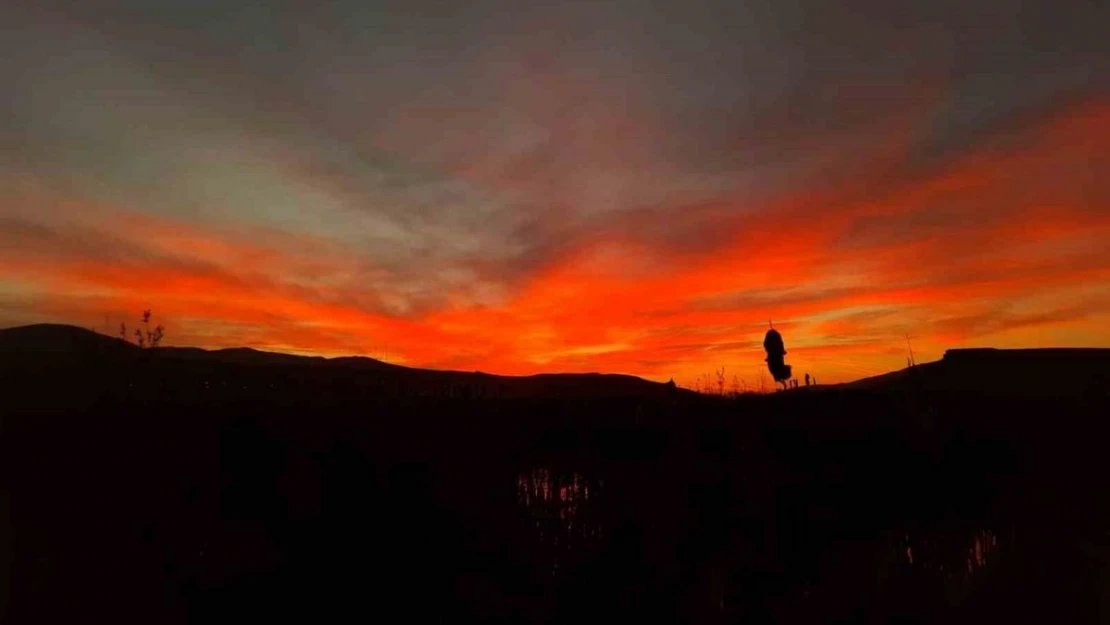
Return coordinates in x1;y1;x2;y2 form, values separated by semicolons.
0;324;681;409
3;324;1107;408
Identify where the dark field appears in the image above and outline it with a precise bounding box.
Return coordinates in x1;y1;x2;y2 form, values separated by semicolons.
2;326;1109;623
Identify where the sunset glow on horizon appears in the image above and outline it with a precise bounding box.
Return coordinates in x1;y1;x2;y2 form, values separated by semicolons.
2;1;1108;386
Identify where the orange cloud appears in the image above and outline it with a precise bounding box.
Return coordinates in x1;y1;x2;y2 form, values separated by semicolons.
2;98;1108;387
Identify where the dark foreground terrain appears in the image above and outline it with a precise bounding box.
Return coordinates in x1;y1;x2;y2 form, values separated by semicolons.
2;325;1109;623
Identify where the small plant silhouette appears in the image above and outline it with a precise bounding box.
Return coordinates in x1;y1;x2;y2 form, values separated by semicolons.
120;310;165;348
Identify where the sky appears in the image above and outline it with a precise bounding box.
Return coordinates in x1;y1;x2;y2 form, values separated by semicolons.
2;0;1108;386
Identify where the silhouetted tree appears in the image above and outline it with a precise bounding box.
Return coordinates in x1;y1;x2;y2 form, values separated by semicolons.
763;321;793;390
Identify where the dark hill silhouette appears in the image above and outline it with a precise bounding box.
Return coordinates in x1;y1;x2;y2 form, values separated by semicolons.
0;324;680;410
4;324;1107;411
835;347;1110;399
0;322;133;356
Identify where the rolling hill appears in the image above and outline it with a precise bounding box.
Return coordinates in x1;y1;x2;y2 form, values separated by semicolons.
3;324;1107;411
0;324;679;410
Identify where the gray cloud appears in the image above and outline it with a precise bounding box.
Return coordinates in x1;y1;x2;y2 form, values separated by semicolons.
2;0;1107;317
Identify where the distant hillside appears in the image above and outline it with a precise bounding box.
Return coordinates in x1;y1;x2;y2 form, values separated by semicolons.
838;347;1110;398
0;324;679;410
4;324;1107;412
0;323;389;367
0;323;134;356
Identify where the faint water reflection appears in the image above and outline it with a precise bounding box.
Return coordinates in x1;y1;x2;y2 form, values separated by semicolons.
512;465;1025;615
888;525;1010;606
896;528;1004;576
516;467;603;576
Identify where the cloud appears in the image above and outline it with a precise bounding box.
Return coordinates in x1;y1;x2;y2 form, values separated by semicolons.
1;0;1107;384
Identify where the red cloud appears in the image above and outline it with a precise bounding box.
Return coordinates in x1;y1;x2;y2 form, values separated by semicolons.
2;99;1108;386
